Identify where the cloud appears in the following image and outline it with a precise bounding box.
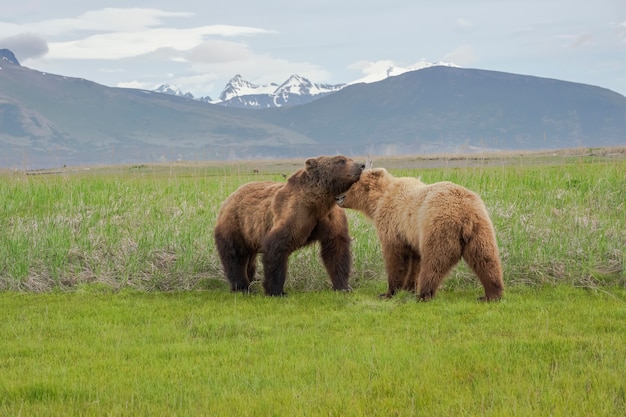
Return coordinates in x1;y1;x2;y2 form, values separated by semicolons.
0;8;195;37
348;59;437;75
570;33;593;48
191;54;330;86
1;8;275;61
455;18;475;32
1;7;285;98
184;40;252;64
348;59;395;74
347;60;449;84
116;73;219;98
443;44;476;66
116;80;147;90
0;7;328;98
45;24;274;60
129;39;254;65
553;32;594;49
0;33;48;60
618;20;626;43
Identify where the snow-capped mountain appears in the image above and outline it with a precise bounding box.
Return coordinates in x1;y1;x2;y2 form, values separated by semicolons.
151;74;343;108
270;74;344;107
153;83;212;102
218;74;277;102
274;74;341;96
151;61;455;108
216;74;344;108
153;83;194;99
4;42;626;169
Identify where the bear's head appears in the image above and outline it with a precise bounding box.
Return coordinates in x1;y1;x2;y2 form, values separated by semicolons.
304;155;365;198
336;168;389;215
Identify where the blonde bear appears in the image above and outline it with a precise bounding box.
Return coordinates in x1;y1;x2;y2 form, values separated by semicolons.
338;168;504;301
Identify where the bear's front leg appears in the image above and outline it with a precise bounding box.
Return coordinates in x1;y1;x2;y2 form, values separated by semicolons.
319;234;352;291
262;256;289;296
314;211;352;291
261;228;294;296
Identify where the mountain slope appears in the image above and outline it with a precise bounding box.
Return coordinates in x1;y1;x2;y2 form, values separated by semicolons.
0;60;313;168
1;49;625;168
252;66;626;154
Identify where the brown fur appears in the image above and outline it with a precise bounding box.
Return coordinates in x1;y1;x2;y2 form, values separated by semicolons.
338;168;504;301
214;156;365;296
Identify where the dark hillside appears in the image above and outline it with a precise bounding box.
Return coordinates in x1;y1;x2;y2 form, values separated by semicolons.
254;67;626;153
1;51;625;168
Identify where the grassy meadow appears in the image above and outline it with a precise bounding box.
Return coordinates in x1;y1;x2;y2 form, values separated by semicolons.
1;147;625;416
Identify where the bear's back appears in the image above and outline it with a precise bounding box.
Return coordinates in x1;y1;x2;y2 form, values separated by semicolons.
417;181;490;227
216;181;285;244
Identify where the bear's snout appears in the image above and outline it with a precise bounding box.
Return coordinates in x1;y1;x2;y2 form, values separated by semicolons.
351;162;366;177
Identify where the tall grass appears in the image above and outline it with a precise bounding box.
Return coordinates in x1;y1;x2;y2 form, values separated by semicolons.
0;165;259;291
0;151;624;292
393;156;626;289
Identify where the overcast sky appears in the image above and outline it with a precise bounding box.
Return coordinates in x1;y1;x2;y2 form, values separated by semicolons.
1;1;625;99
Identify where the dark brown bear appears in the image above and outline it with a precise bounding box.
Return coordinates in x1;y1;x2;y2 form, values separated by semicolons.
214;155;365;296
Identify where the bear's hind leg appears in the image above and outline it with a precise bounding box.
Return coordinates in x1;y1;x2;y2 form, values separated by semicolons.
246;253;258;283
417;239;461;301
215;231;254;292
462;233;504;301
402;250;421;292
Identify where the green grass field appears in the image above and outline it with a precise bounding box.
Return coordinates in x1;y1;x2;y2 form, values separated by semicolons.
2;287;625;416
1;147;625;416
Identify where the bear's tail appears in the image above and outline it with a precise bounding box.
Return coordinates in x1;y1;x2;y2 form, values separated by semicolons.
461;219;474;244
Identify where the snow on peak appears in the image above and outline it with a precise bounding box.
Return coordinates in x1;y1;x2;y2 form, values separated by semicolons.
154;83;182;95
154;83;194;99
153;62;456;108
273;74;344;97
219;74;276;101
348;60;460;85
274;74;317;96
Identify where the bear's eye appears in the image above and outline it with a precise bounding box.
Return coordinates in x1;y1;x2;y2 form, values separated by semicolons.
338;158;346;165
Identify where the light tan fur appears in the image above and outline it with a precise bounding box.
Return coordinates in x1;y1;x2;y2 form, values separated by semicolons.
338;168;504;301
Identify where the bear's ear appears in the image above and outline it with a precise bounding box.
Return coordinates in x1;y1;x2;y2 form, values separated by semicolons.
369;168;386;179
305;158;318;171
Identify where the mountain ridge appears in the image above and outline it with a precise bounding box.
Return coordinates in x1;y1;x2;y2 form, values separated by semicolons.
152;64;461;108
0;49;20;66
252;66;626;153
152;74;344;108
1;48;625;168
